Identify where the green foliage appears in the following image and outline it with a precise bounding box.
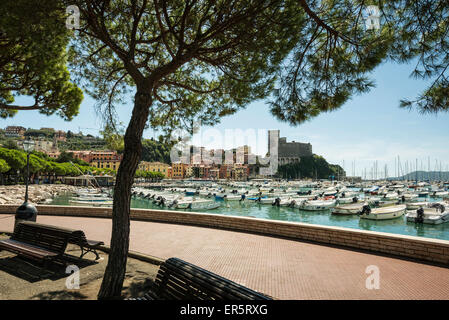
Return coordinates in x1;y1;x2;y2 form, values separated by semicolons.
270;1;449;123
100;124;125;153
0;0;83;119
141;139;173;164
55;151;89;166
1;139;18;150
271;0;395;124
0;147;110;178
24;129;54;138
0;159;11;173
0;147;26;170
68;0;306;135
277;154;345;180
28;154;48;173
384;1;449;113
135;170;165;180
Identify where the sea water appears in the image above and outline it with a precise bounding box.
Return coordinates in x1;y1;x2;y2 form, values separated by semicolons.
50;192;449;241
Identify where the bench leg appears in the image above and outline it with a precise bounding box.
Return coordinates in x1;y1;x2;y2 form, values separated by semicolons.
79;246;101;260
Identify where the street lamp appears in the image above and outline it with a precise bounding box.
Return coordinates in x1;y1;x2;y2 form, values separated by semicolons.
15;139;37;229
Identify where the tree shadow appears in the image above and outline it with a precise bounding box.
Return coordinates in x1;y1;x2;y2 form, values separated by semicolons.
121;274;156;299
0;250;98;283
30;290;88;300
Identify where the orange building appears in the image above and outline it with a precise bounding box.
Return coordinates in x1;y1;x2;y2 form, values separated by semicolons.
171;162;187;179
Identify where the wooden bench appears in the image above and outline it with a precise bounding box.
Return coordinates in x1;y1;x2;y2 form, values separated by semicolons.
133;257;272;300
15;222;105;260
0;222;70;267
68;230;104;260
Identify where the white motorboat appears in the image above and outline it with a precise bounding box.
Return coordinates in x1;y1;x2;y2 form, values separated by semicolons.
406;203;449;224
406;201;429;210
272;197;297;207
298;199;336;211
382;193;399;201
338;191;359;198
170;198;220;210
359;204;406;220
336;196;359;205
322;187;338;197
253;196;277;204
431;191;449;198
69;200;113;206
331;202;366;215
401;193;419;201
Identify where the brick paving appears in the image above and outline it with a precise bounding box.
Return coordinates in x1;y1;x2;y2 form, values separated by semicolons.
1;213;449;299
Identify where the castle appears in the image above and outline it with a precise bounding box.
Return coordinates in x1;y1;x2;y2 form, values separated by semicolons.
268;130;312;166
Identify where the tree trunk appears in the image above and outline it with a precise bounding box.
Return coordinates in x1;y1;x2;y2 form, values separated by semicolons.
98;90;152;299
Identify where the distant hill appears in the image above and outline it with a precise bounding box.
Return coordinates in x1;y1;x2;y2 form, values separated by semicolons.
277;154;345;179
388;171;449;181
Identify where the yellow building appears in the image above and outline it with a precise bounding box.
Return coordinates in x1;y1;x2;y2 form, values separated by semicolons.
185;166;194;178
171;162;187;179
90;150;122;171
138;161;172;177
91;159;121;171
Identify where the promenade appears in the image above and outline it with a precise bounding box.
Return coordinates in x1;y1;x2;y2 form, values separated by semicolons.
1;213;449;299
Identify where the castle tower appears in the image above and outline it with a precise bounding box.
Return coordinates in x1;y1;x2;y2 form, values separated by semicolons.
267;130;279;156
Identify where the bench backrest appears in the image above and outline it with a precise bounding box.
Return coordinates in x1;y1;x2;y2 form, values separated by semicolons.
68;230;88;245
152;257;272;300
16;221;89;245
12;222;70;254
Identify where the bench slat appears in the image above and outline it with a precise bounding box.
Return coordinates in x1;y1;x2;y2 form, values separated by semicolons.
145;257;272;300
163;260;261;300
0;239;59;258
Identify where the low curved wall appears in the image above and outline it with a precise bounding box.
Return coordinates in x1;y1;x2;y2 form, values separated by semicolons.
1;204;448;265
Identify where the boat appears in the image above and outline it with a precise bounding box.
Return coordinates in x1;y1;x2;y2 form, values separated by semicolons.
215;194;242;201
71;196;112;202
406;201;430;210
271;197;297;207
431;191;449;198
401;193;419;201
331;202;366;215
297;199;336;211
185;189;198;196
252;196;276;204
336;196;359;205
170;198;221;210
359;204;406;220
406;203;449;224
382;193;399;200
69;200;113;206
417;191;429;197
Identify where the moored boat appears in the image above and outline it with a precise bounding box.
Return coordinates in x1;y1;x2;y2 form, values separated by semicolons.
406;204;449;225
359;204;406;220
298;199;336;211
331;202;366;215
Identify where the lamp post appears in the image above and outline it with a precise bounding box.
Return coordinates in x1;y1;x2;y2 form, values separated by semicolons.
15;139;37;229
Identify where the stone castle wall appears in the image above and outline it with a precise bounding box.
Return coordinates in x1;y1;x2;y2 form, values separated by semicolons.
278;140;312;158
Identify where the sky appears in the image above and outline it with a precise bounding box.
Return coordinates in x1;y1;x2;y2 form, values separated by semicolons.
2;60;449;178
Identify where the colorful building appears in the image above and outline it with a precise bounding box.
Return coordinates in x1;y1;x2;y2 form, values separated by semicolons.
5;126;26;138
172;162;187;179
90;151;122;171
69;150;94;163
138;161;172;178
232;164;250;181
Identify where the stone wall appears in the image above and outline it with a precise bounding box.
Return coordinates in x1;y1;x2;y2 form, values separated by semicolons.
0;204;448;265
278;140;312;158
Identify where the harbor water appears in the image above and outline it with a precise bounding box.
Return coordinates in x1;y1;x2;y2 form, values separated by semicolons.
50;192;449;241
